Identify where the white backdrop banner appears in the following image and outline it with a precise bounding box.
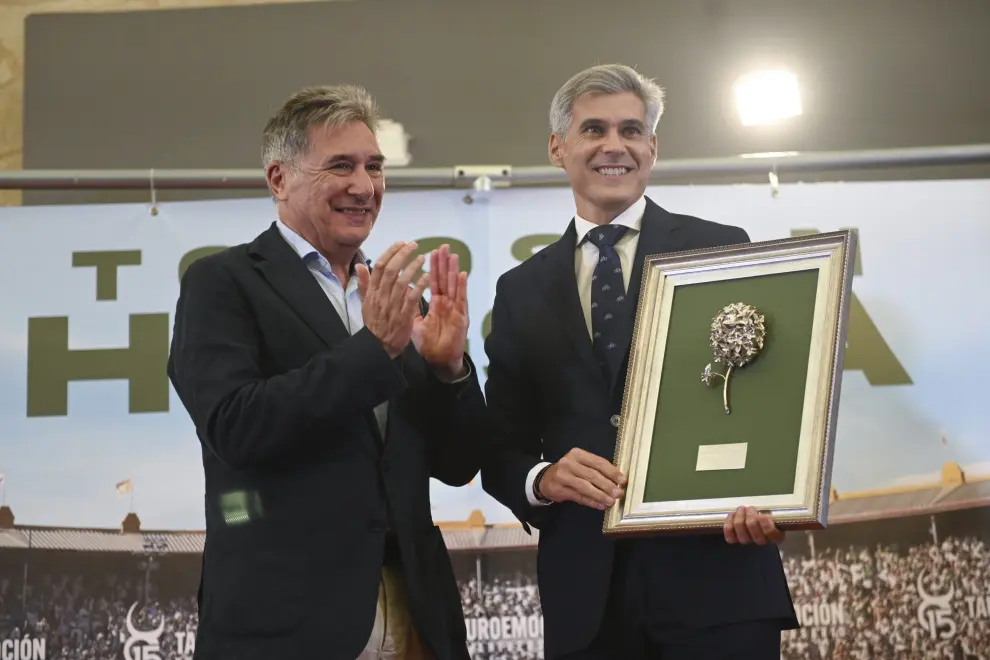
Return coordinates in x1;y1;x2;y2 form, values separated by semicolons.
1;179;988;530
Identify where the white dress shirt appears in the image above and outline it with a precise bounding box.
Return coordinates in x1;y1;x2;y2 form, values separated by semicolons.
524;195;647;506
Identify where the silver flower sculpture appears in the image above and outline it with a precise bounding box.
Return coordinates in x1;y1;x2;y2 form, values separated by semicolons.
701;302;767;415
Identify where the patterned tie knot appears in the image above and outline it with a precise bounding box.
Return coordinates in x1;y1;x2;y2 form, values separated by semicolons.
585;224;629;249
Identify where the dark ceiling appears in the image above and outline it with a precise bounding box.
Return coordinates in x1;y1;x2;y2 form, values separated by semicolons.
22;0;990;205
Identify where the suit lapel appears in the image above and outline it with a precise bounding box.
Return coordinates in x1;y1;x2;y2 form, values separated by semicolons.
610;199;685;392
250;224;388;451
248;223;351;349
539;221;606;387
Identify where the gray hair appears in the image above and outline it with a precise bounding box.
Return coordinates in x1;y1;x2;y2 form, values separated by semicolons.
262;84;380;168
549;64;665;138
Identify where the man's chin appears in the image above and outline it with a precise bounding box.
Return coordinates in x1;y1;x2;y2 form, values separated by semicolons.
344;232;371;247
335;225;373;248
593;188;641;210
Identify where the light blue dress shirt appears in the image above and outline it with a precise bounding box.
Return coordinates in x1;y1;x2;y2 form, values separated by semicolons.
274;219;472;441
276;219;368;336
275;219;389;436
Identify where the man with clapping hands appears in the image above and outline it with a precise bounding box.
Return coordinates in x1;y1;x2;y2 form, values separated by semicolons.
168;84;483;660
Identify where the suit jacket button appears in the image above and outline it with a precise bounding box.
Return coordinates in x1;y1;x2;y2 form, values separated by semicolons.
380;459;391;472
610;415;621;428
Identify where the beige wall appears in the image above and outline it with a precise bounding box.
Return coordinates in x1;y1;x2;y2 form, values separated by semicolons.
0;0;324;206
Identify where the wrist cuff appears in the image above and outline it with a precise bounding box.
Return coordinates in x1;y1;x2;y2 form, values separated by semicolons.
532;464;553;505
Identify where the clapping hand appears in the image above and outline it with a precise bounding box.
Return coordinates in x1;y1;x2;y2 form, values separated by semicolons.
355;241;429;359
412;244;469;381
723;506;785;545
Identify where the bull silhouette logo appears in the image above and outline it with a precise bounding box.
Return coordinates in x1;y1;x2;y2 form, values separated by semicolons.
916;570;956;641
121;602;165;660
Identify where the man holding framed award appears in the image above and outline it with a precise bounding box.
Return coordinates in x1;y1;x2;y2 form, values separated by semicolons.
479;63;857;659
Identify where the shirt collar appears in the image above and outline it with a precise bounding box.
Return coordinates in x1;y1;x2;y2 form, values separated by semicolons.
275;217;370;273
573;194;647;246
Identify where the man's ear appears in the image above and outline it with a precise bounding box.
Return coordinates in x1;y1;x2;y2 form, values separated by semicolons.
649;134;658;167
548;133;565;168
266;162;289;201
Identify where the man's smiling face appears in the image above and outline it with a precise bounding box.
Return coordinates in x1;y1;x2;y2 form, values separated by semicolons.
549;90;657;224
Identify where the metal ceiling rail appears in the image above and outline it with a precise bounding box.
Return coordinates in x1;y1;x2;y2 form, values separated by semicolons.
1;143;989;190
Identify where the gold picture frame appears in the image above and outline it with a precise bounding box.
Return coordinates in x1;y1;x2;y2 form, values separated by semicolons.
603;230;857;536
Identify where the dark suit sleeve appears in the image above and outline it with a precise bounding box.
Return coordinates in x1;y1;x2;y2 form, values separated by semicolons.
404;349;488;487
167;256;408;470
478;275;549;530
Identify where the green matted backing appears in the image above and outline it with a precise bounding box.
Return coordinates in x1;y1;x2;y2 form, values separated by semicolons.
642;268;820;503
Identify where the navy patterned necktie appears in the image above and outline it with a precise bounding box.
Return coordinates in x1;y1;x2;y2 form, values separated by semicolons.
585;224;630;382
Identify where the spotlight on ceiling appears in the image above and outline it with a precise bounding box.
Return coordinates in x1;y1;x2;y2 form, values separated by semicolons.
734;68;802;127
